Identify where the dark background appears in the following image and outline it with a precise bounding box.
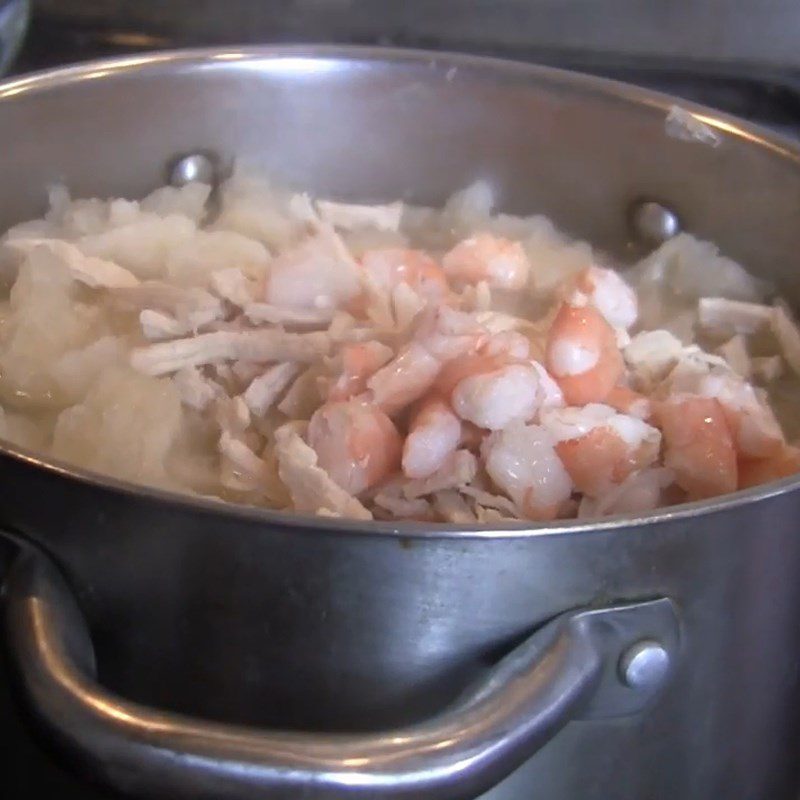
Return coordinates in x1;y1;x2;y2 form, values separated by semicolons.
12;0;800;138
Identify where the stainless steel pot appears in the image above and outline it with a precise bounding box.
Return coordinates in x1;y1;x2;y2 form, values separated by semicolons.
1;47;800;800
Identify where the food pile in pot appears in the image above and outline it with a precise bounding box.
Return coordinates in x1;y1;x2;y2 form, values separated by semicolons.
1;172;799;522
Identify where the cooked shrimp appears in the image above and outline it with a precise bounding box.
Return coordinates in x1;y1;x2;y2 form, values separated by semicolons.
480;329;531;360
482;422;573;520
458;420;486;451
366;342;442;415
738;446;800;489
443;233;530;290
415;305;488;361
306;399;402;495
529;360;565;414
655;396;737;500
691;370;785;459
545;302;624;405
366;308;492;415
435;352;503;399
433;325;558;407
568;265;638;329
402;395;462;479
432;325;561;430
326;341;393;401
361;248;448;301
542;404;660;498
605;385;653;420
451;362;550;431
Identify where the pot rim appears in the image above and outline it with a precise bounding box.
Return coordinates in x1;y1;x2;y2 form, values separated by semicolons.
1;43;799;539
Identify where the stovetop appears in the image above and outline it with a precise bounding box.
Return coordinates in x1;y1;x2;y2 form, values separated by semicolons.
10;6;800;142
4;6;800;800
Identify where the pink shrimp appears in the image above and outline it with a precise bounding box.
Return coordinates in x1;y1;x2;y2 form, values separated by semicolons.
451;362;552;431
655;396;737;500
306;399;402;495
479;329;531;360
458;420;486;451
366;342;442;415
482;423;573;520
361;248;449;301
435;352;505;399
402;395;462;479
432;325;563;431
433;328;529;398
442;233;530;290
738;446;800;490
690;371;785;460
605;385;653;420
542;404;660;498
567;265;638;329
727;404;785;460
366;308;490;416
414;305;488;362
544;302;624;406
433;348;557;431
327;341;393;401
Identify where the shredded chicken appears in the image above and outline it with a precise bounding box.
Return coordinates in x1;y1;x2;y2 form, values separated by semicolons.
274;425;372;519
245;303;335;326
219;431;270;493
211;267;258;308
373;480;432;518
698;297;773;336
770;303;800;377
241;362;299;417
716;335;751;379
459;485;526;517
113;281;225;330
403;450;478;499
131;330;329;376
432;490;477;523
140;309;191;341
752;355;783;383
173;366;225;411
277;366;324;419
316;199;403;232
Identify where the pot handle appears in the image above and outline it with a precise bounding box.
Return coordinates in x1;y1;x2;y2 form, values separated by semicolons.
2;545;679;800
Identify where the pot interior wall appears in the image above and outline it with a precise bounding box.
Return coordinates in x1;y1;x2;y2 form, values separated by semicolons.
2;50;800;299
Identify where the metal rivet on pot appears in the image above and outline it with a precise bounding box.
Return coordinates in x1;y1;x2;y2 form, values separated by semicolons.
630;200;681;245
618;639;671;690
168;152;217;187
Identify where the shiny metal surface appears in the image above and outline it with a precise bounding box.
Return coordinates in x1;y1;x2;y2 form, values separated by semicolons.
1;47;800;800
167;151;217;188
2;545;678;800
630;199;682;245
619;640;671;691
